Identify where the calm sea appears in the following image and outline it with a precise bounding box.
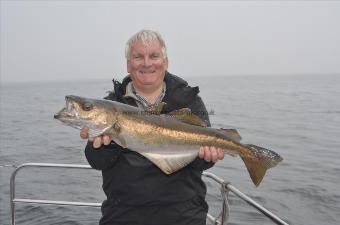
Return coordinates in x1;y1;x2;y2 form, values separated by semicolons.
1;75;340;225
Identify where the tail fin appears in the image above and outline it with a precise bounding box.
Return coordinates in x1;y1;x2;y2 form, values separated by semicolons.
241;144;283;187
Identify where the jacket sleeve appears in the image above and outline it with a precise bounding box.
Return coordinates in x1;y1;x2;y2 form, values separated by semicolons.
85;141;123;171
187;95;215;171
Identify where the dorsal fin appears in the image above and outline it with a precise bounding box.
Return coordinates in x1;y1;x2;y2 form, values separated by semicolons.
218;128;242;142
168;108;208;127
145;102;167;115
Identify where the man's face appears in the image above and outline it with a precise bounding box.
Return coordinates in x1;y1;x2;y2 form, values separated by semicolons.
127;40;168;90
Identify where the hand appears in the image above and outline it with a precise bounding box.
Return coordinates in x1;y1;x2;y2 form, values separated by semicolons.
199;146;224;163
80;127;112;149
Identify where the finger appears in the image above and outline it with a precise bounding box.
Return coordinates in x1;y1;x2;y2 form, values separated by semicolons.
217;148;225;160
93;137;102;149
80;127;89;139
210;147;218;163
199;146;205;159
103;135;112;145
204;146;212;162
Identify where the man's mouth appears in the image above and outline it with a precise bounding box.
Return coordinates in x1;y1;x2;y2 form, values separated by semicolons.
140;70;156;74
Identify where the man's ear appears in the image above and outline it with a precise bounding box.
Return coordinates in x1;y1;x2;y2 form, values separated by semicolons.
164;58;169;70
127;61;131;73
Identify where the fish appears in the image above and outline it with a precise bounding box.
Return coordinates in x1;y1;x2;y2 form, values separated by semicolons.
54;95;283;186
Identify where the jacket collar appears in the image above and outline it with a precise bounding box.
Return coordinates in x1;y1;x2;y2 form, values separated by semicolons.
112;71;199;112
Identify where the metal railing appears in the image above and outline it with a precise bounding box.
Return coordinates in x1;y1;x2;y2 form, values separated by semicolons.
10;163;289;225
202;172;289;225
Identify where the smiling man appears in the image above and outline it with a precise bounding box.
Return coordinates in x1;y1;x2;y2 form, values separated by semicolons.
81;30;224;225
127;36;168;103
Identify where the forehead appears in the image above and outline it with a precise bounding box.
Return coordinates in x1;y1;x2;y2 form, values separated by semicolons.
130;40;163;54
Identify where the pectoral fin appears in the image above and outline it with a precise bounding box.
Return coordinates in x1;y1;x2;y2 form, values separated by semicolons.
109;122;127;148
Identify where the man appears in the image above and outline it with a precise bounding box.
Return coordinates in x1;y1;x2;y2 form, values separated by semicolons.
80;30;224;225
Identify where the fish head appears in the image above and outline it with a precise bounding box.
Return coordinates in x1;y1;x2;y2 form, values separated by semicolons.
54;95;118;137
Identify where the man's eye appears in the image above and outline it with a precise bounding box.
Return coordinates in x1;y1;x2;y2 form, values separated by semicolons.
133;55;142;60
82;102;93;111
151;54;161;59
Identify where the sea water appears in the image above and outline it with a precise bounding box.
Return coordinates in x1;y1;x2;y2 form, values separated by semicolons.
1;75;339;225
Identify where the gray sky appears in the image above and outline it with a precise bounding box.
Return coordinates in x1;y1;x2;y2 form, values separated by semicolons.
1;1;339;83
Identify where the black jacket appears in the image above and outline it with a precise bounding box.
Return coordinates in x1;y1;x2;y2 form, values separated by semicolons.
85;72;213;219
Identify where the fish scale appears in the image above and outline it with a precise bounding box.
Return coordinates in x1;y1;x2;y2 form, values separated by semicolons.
54;95;283;186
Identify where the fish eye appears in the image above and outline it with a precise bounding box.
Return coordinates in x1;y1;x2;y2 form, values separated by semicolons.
82;102;93;111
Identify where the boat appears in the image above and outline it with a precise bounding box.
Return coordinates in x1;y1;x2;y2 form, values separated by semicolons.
10;163;289;225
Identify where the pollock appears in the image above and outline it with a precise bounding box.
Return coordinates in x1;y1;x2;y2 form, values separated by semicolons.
54;95;283;186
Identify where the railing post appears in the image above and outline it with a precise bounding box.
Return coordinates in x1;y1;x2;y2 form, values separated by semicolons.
10;164;22;225
9;163;95;225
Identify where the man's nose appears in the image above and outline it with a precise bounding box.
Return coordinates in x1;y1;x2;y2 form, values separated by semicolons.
142;57;152;66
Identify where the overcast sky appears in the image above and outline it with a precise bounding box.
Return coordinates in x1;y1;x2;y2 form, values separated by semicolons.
1;1;339;83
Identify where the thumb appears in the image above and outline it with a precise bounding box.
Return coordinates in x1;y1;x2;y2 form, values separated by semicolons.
80;127;89;139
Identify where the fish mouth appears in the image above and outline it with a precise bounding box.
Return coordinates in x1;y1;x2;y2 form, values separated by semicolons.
54;96;78;119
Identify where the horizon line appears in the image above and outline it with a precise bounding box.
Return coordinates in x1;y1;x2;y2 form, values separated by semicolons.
1;73;340;84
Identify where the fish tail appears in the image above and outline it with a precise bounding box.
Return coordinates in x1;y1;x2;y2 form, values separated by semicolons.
241;144;283;187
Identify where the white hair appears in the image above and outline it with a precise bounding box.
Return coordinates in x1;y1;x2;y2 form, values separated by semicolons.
125;29;167;60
